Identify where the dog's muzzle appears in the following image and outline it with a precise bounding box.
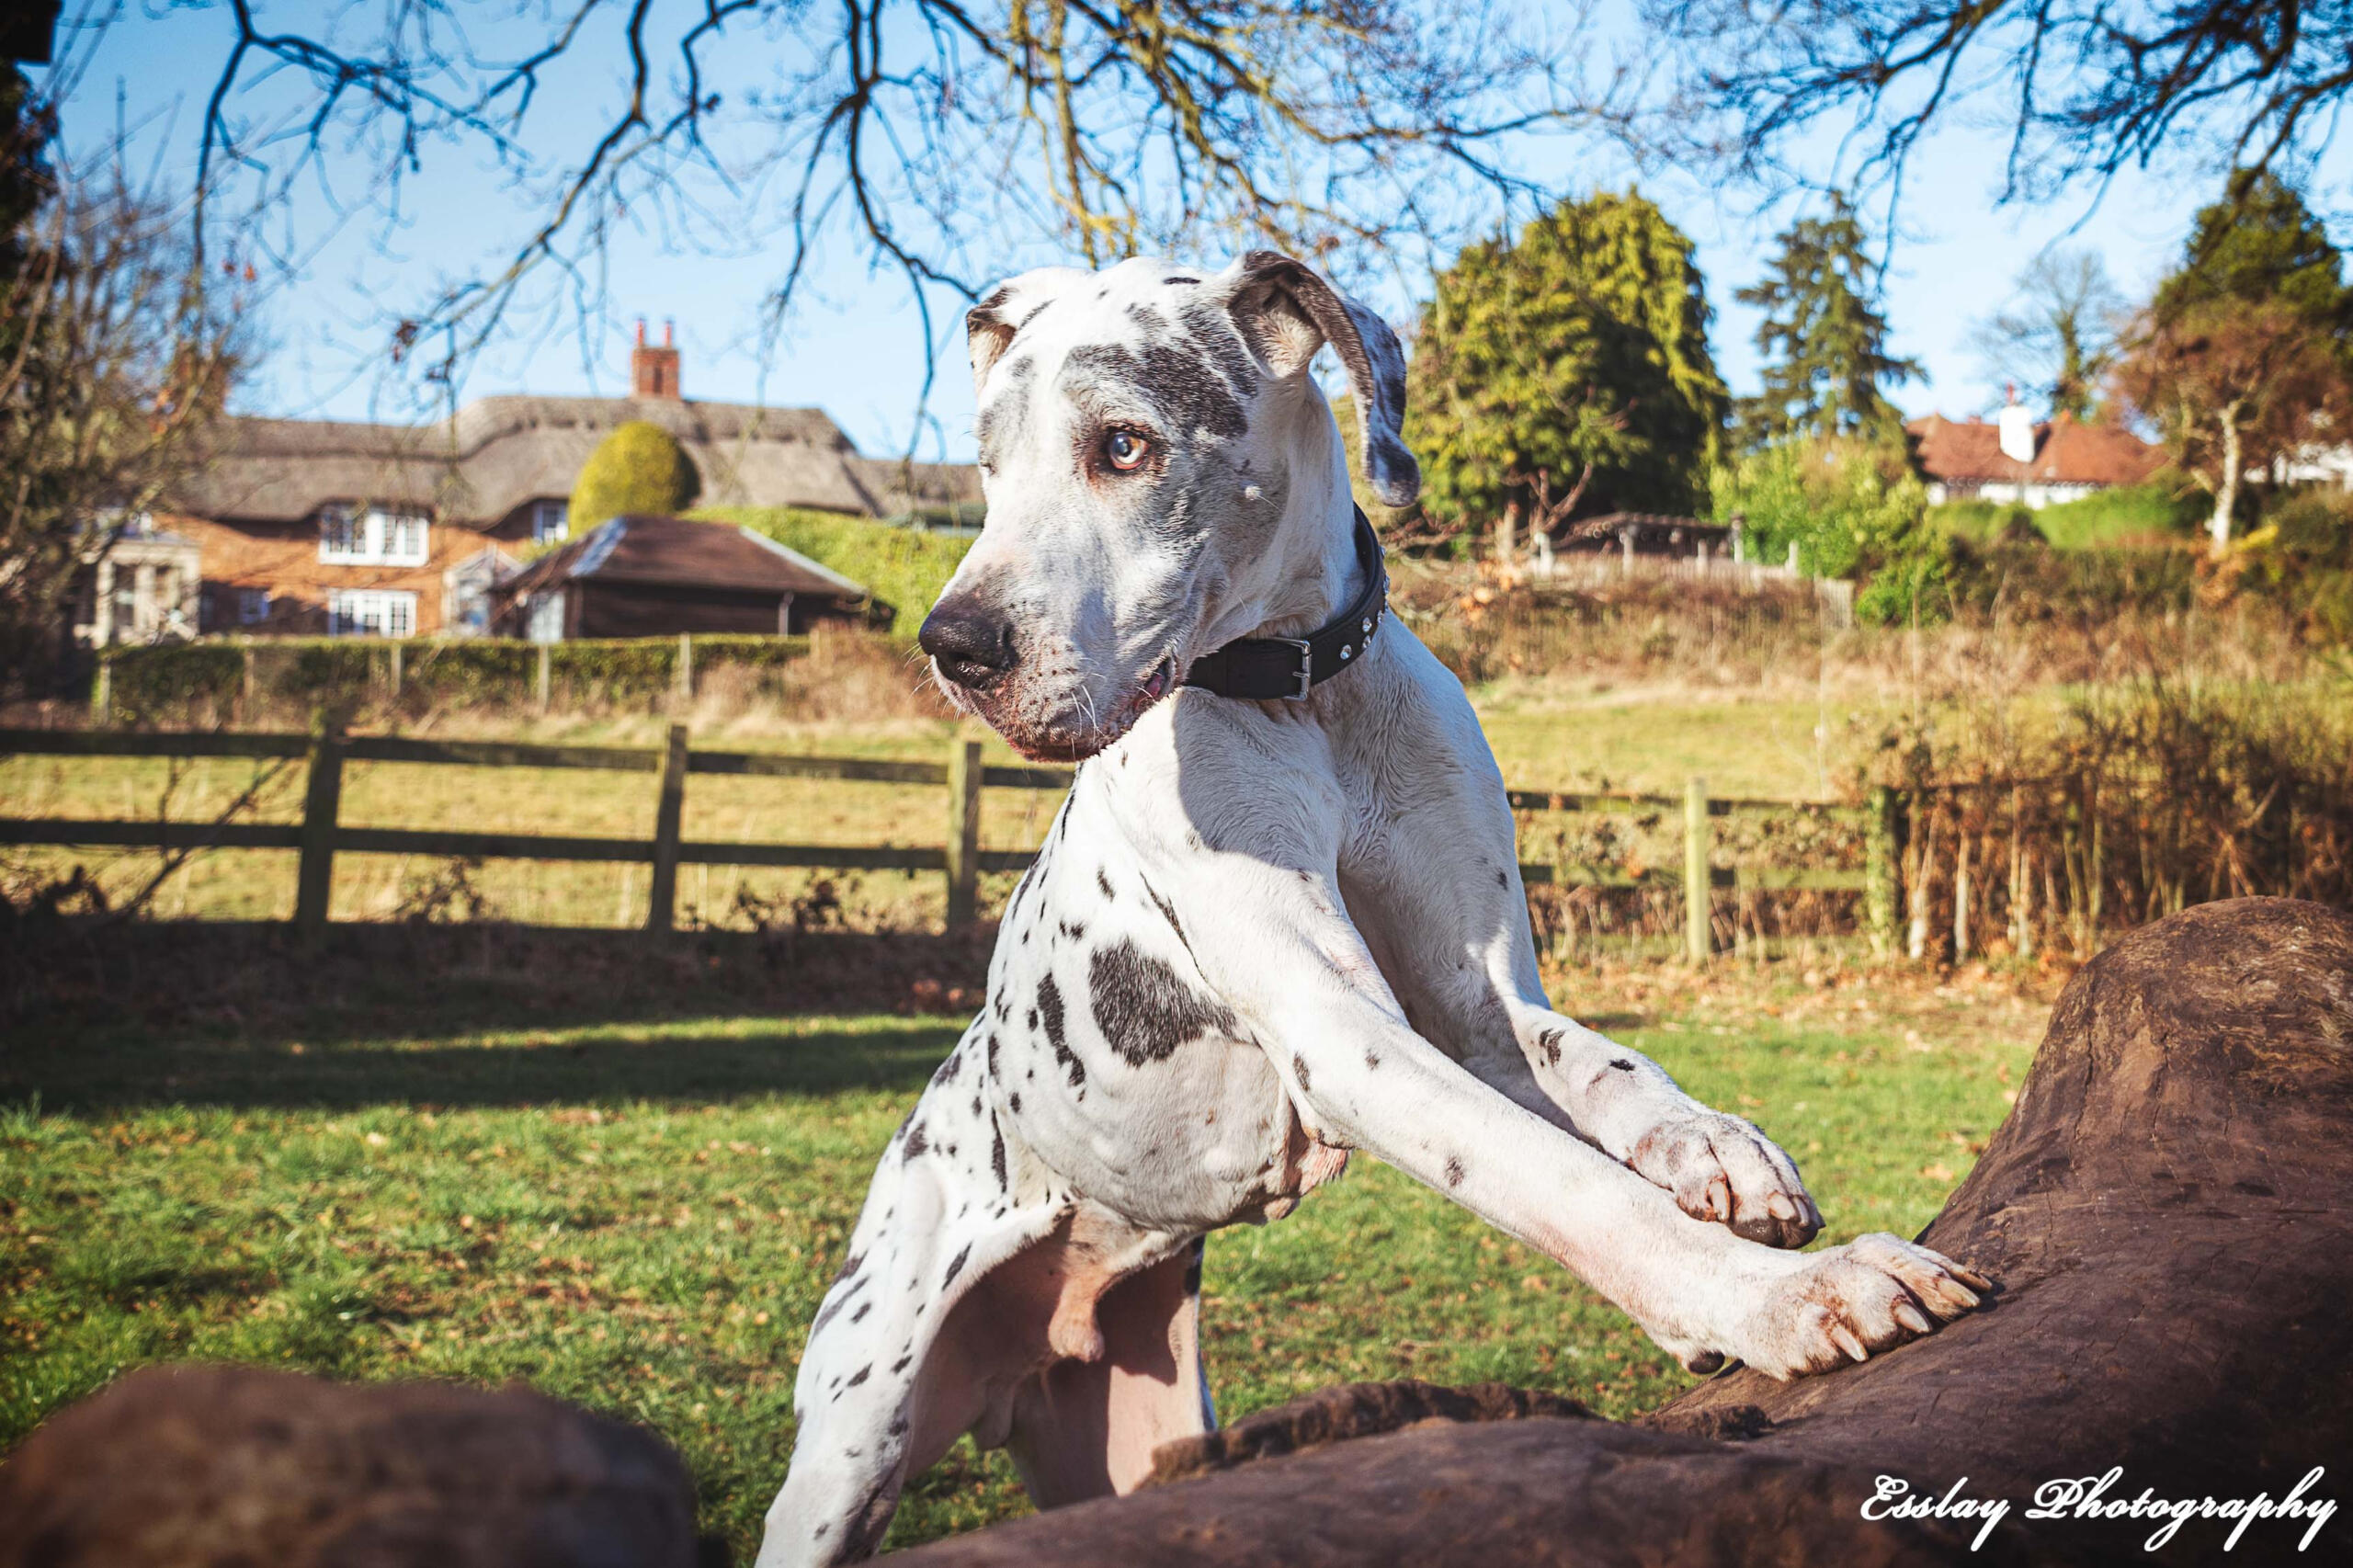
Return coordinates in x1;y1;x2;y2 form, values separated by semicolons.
918;601;1018;693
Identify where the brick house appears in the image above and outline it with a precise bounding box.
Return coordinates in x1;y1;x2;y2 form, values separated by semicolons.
1907;403;2165;508
161;326;981;638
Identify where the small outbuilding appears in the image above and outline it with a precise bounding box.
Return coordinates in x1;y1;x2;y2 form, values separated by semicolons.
492;514;870;641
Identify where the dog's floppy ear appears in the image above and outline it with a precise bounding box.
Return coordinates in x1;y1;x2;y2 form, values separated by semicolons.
1224;251;1419;508
965;268;1086;398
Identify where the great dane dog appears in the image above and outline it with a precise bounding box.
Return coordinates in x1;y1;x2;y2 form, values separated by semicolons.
757;252;1990;1566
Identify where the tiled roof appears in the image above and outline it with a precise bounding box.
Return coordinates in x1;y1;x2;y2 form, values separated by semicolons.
1906;413;2165;487
496;515;869;603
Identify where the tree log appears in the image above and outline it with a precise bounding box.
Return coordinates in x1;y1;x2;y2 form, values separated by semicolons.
897;898;2353;1565
0;1364;710;1568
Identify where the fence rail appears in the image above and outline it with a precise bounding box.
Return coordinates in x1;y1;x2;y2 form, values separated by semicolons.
0;725;1887;955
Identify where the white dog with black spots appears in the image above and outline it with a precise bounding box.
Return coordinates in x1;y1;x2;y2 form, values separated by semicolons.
756;252;1990;1566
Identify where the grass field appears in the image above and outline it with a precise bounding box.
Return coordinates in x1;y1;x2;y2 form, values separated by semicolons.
0;954;2043;1558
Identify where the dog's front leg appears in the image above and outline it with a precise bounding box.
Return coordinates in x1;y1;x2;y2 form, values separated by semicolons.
1210;888;1986;1378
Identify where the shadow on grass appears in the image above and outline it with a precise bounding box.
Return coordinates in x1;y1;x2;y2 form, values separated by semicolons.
4;1014;961;1114
2;918;982;1113
4;917;991;1040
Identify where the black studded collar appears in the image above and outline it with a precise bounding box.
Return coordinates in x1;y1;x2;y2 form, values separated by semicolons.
1181;507;1388;701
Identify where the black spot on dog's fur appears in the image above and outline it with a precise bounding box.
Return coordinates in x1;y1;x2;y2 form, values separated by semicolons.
943;1244;972;1288
1061;919;1086;942
1065;341;1249;440
1040;974;1083;1085
890;1354;912;1373
1008;1091;1022;1113
902;1122;928;1159
1087;939;1237;1065
1163;275;1201;286
936;1051;961;1084
1097;868;1116;901
1539;1028;1563;1068
1445;1156;1466;1187
1140;875;1190;950
1496;869;1508;888
1291;1053;1313;1093
1365;1050;1381;1070
851;1301;871;1324
987;1032;1002;1074
992;1125;1007;1187
1611;1059;1634;1071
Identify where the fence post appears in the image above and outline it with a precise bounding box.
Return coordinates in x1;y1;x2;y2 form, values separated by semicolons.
535;642;552;713
645;722;688;932
1865;785;1900;959
675;632;694;703
294;717;347;938
1683;775;1711;965
241;644;257;715
387;641;404;697
946;738;983;930
92;649;113;726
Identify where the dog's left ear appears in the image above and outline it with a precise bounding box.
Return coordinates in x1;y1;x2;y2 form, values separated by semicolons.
1224;252;1420;508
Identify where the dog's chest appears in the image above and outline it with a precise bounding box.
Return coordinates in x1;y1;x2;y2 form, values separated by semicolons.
976;784;1302;1233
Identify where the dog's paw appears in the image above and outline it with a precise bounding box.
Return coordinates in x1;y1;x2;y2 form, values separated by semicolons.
1628;1108;1822;1248
1729;1233;1992;1380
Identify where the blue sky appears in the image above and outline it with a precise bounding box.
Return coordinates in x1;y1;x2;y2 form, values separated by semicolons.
49;1;2353;462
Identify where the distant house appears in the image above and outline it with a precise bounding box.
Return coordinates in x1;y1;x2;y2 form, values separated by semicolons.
1907;404;2165;508
68;517;204;649
490;514;870;640
154;324;979;639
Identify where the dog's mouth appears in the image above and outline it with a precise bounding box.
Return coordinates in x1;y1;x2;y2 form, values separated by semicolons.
995;652;1181;764
1113;653;1177;726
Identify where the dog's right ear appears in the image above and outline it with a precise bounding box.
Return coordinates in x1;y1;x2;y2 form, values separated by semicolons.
965;269;1086;399
1222;252;1419;508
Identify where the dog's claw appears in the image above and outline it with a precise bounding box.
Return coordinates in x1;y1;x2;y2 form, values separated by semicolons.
1726;1233;1992;1380
1629;1108;1823;1250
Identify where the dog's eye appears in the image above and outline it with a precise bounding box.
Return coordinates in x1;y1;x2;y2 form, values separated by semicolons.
1104;431;1151;472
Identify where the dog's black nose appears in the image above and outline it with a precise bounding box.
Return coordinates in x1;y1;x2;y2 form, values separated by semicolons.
919;601;1018;691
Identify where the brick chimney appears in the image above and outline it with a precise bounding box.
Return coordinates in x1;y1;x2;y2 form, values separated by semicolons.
631;318;682;401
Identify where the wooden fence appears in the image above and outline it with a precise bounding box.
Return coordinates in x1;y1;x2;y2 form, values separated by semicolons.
0;726;1894;959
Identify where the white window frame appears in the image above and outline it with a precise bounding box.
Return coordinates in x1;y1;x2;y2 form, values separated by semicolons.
236;587;271;624
318;506;431;566
532;499;570;544
328;588;418;639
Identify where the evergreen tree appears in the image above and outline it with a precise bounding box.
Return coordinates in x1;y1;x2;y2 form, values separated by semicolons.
1735;195;1918;446
1406;188;1727;551
2154;171;2351;349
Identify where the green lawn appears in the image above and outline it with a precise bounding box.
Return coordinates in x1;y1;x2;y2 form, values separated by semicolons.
0;964;2040;1558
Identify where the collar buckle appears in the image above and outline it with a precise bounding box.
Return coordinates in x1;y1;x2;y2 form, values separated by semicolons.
1278;639;1314;700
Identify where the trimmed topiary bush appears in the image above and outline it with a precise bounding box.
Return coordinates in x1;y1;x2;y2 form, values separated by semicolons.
570;421;700;531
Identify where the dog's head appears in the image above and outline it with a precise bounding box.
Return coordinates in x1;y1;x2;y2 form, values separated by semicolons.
919;252;1417;761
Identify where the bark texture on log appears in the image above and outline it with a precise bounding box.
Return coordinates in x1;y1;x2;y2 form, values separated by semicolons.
896;898;2353;1566
0;1364;709;1568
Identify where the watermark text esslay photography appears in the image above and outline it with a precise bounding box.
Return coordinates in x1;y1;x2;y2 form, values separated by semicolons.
1863;1467;2339;1553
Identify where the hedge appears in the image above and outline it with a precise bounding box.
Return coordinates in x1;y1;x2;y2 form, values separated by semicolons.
698;506;974;637
95;635;812;726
